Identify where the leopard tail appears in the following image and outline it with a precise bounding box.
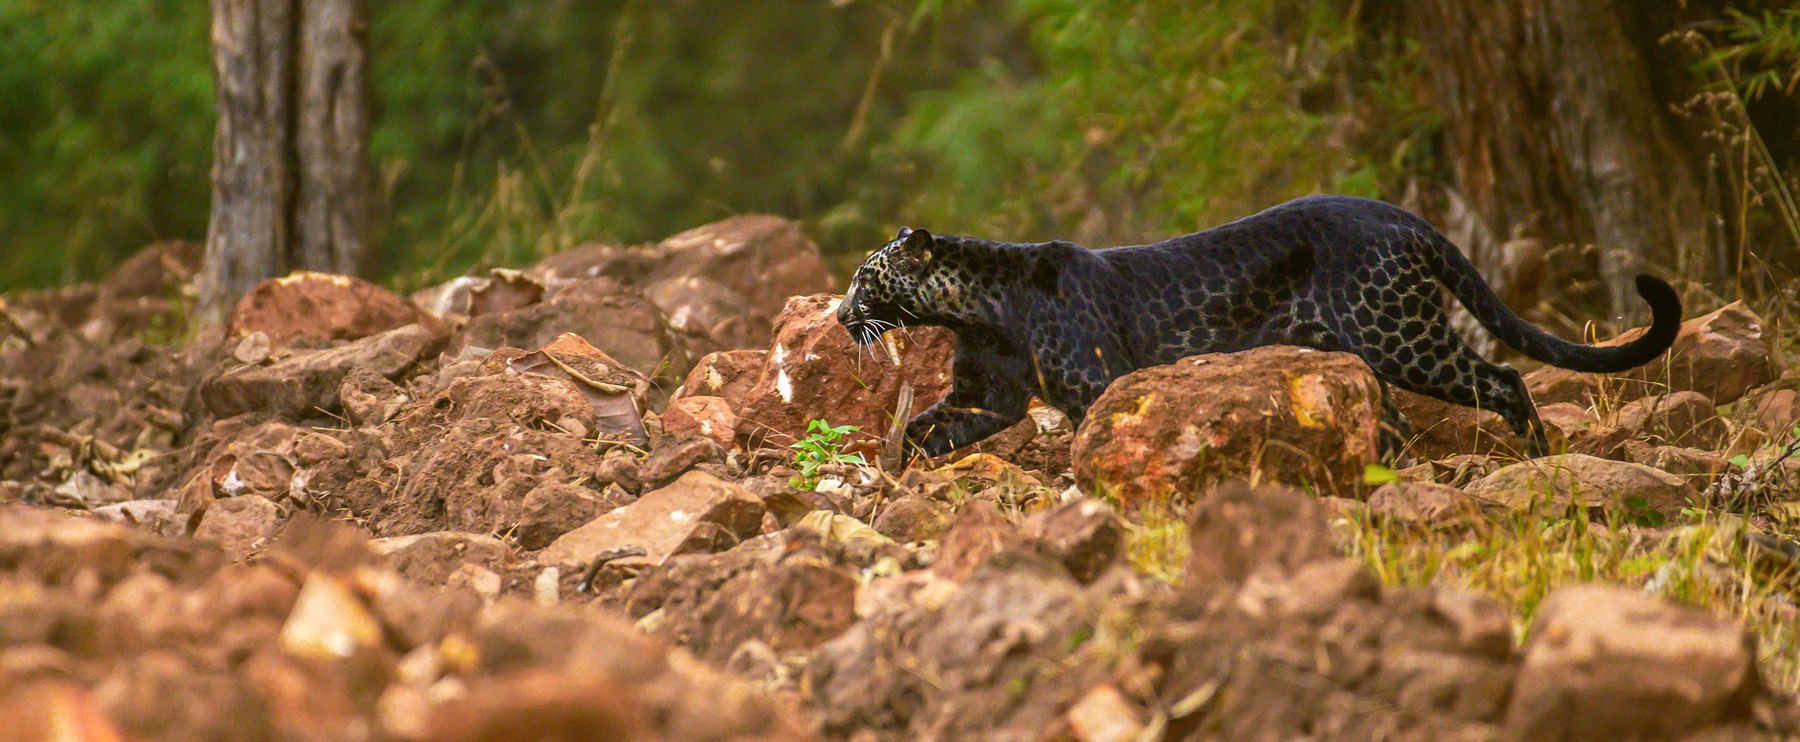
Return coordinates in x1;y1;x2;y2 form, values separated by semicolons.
1421;230;1681;373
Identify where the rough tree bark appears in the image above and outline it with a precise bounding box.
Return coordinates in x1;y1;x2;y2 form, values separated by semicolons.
1407;0;1711;323
203;0;370;318
294;0;371;276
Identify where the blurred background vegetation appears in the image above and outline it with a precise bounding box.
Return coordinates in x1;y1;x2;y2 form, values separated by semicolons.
1;0;1796;304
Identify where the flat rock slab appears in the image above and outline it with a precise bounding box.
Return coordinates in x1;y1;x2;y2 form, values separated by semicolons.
202;323;440;419
1463;453;1696;518
539;471;764;569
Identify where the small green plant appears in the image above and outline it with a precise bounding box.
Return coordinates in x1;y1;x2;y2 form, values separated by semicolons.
1363;463;1401;486
789;419;866;489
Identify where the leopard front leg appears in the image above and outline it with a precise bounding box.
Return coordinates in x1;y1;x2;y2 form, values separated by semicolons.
900;337;1030;465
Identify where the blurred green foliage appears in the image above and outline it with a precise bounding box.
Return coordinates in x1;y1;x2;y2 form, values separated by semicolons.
0;1;212;288
0;0;1435;292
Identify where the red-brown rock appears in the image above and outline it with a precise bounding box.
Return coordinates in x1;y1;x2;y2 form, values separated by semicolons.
1609;391;1728;450
1621;442;1730;487
645;276;762;356
193;495;283;559
871;495;952;543
460;277;686;386
1536;402;1597;442
516;481;631;551
1074;346;1383;504
201;323;440;420
1463;453;1697;518
538;471;765;569
337;366;409;427
734;294;954;448
674;349;766;408
653;215;835;321
491;333;651;448
1366;480;1486;527
1019;498;1125;584
1740;379;1800;436
1392;388;1524;459
660;396;738;450
932;501;1021;582
229;271;438;348
370;532;512;584
411;268;546;321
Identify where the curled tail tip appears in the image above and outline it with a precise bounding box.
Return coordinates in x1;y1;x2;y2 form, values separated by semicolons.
1633;274;1682;324
1633;273;1677;299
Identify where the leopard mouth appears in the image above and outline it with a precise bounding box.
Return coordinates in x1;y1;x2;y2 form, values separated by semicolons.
843;319;883;346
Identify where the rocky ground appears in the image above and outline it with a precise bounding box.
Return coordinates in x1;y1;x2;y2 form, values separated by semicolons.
2;217;1798;741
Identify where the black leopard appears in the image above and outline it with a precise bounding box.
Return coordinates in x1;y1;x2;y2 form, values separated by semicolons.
836;195;1681;462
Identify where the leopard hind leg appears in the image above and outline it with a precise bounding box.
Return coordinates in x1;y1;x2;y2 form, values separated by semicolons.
1346;311;1549;458
1375;380;1415;465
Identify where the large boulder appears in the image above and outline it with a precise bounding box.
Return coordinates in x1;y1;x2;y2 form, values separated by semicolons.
733;294;955;448
1528;301;1780;406
654;215;835;320
1073;346;1383;504
229;271;438;348
1462;453;1696;518
645;275;762;357
1505;584;1758;741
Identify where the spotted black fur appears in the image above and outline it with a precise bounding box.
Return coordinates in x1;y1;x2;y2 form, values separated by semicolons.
838;196;1682;461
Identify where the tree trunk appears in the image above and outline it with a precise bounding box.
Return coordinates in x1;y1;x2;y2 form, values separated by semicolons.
1408;0;1711;324
203;0;294;317
294;0;371;276
202;0;370;318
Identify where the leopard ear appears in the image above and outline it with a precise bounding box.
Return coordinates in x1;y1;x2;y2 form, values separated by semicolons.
896;226;913;240
901;228;934;262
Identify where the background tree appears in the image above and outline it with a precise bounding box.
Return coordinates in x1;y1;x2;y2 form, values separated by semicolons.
202;0;370;316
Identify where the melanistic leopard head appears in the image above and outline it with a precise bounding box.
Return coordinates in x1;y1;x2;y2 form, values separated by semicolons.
837;227;939;345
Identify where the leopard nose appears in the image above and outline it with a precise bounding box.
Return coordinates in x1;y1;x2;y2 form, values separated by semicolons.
835;296;855;324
